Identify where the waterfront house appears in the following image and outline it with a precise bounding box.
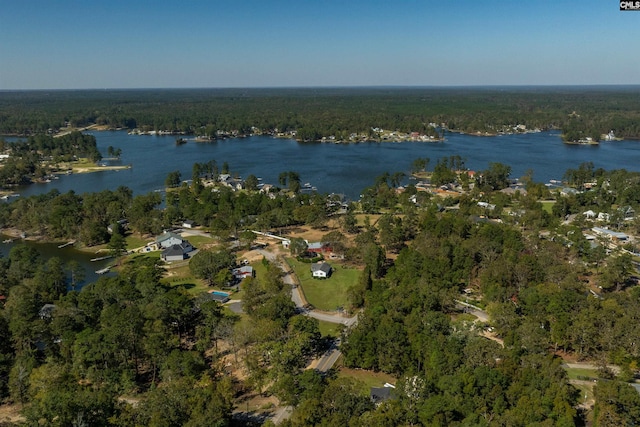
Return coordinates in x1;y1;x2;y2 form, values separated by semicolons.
560;187;578;197
311;262;332;279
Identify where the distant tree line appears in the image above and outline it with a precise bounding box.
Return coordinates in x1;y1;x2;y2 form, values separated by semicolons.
2;88;640;141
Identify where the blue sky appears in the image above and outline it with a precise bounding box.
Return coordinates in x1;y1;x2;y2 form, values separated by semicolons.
1;0;638;89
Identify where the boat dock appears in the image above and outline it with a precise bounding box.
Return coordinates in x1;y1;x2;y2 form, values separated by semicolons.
90;255;113;262
95;266;111;274
58;240;76;249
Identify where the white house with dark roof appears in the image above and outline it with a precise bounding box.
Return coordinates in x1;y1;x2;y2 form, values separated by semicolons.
156;232;188;249
161;243;192;262
311;262;332;279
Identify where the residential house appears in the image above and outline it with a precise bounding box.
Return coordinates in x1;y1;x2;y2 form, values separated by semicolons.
477;201;496;210
311;262;332;279
619;206;635;221
232;266;254;281
156;232;187;249
39;304;56;320
560;187;578;197
161;243;192;262
307;242;332;254
592;227;628;241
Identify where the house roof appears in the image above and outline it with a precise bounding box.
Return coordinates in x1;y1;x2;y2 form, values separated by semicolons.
592;227;628;240
370;387;393;403
311;263;332;274
232;266;253;277
162;244;189;257
39;304;57;319
308;242;324;250
156;232;183;243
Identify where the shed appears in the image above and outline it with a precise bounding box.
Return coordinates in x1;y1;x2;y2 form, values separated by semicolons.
182;220;196;229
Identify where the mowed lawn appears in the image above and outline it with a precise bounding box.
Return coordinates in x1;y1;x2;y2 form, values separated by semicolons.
540;200;555;214
287;258;360;311
338;367;397;394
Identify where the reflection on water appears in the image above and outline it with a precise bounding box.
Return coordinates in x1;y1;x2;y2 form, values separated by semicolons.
0;237;114;290
10;130;640;200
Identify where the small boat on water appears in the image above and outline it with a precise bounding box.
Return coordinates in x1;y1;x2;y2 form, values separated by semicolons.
2;239;13;244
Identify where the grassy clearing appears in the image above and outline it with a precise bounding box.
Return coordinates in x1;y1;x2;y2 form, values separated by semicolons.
564;367;599;380
287;258;360;311
338;367;397;394
573;383;595;403
185;235;218;248
355;214;382;227
161;264;209;295
317;320;344;338
125;235;149;250
541;200;555;214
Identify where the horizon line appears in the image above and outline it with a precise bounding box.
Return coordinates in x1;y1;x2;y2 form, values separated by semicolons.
3;84;640;92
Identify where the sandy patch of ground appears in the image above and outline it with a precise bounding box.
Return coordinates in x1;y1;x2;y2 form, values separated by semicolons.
0;404;25;424
72;165;131;174
240;249;268;263
281;220;341;242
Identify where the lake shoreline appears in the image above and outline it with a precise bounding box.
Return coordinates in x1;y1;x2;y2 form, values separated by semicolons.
0;228;107;255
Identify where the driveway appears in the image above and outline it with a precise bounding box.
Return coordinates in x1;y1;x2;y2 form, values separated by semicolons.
257;249;358;326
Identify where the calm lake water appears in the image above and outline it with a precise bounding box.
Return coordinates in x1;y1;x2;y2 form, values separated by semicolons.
3;130;640;288
11;130;640;200
0;237;115;290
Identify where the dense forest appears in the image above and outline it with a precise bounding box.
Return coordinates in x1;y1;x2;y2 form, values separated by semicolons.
0;157;639;425
2;87;640;141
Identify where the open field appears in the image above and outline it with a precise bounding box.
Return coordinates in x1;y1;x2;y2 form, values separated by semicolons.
287;258;360;311
338;367;397;394
564;366;599;381
183;234;218;248
162;264;208;295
